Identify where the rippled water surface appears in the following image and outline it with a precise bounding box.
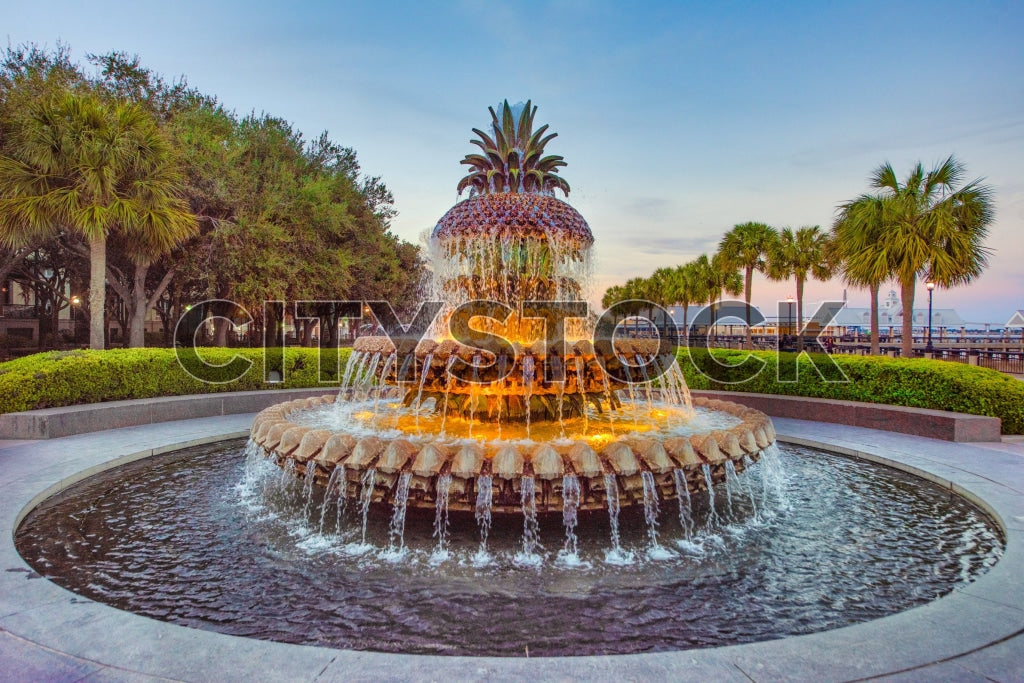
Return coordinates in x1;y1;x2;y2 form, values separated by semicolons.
16;440;1003;656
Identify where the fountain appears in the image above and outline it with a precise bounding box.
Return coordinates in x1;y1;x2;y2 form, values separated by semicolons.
250;100;775;524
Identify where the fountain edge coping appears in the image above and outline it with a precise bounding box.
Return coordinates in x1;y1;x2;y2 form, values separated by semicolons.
0;414;1022;681
0;387;1003;442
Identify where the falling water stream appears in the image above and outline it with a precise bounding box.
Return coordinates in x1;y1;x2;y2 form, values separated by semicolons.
561;474;581;558
359;469;376;545
702;464;721;528
388;472;413;553
640;471;661;550
433;474;453;558
519;476;541;563
320;466;345;534
673;469;695;541
474;475;493;558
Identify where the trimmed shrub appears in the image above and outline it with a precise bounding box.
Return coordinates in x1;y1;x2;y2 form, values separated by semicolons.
679;348;1024;434
1;347;1021;434
0;347;351;414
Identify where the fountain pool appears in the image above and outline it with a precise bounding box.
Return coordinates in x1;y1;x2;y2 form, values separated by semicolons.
15;438;1003;657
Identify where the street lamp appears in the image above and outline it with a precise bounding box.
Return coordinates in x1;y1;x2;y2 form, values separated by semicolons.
69;296;82;343
926;281;935;353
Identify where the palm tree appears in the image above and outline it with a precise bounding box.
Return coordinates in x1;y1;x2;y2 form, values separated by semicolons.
832;199;892;355
712;253;743;303
691;253;742;336
717;221;778;349
650;267;675;307
768;226;833;352
457;100;569;196
601;284;624;311
623;276;651;333
0;91;195;349
847;157;993;357
668;262;699;339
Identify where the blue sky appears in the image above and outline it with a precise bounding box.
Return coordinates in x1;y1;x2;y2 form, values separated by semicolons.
5;0;1023;323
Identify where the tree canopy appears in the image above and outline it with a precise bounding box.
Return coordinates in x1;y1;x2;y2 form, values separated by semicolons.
0;45;424;349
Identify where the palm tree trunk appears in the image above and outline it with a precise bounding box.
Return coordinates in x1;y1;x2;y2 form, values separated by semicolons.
744;267;753;350
869;282;880;355
128;261;149;348
796;276;805;353
900;278;916;357
88;235;106;350
682;303;689;346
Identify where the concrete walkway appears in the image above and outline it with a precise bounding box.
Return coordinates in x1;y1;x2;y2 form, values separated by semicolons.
0;415;1022;681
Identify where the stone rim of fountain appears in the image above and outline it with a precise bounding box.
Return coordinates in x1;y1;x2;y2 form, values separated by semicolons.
250;394;776;513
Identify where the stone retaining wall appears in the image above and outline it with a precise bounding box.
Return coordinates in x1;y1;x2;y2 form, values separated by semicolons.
0;387;1002;442
692;390;1001;442
0;388;332;439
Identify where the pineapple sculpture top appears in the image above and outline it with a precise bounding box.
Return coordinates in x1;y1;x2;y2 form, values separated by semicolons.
432;101;592;305
457;100;570;197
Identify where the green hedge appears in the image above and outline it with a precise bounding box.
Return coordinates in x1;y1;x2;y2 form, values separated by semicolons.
679;348;1024;434
0;347;351;414
1;347;1021;434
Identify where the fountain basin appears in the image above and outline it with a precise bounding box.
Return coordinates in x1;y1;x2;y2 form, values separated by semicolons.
13;434;1005;657
2;415;1022;679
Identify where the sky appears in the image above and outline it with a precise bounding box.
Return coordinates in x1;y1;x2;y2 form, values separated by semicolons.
4;0;1023;324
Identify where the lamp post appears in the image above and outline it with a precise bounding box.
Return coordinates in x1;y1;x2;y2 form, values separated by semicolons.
69;296;82;344
925;281;935;353
786;296;794;337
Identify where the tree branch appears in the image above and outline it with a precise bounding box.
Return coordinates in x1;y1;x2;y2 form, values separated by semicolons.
146;266;177;309
105;265;131;301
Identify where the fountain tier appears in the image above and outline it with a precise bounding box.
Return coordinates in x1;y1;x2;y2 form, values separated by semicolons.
250;394;775;514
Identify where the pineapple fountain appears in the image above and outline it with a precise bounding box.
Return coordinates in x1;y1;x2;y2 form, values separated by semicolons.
12;104;1003;663
249;101;775;545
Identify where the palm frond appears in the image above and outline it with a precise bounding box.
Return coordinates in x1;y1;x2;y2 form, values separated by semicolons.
456;101;569;197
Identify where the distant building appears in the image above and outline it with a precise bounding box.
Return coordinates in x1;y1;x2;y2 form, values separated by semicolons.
829;290;964;329
1006;311;1024;329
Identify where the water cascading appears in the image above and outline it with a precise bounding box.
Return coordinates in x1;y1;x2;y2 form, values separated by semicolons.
433;474;453;557
641;471;661;548
249;98;778;560
388;472;413;553
561;474;581;557
301;463;317;518
673;469;695;541
604;473;622;554
320;466;344;534
359;469;376;546
474;474;493;555
702;464;721;528
520;476;541;561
